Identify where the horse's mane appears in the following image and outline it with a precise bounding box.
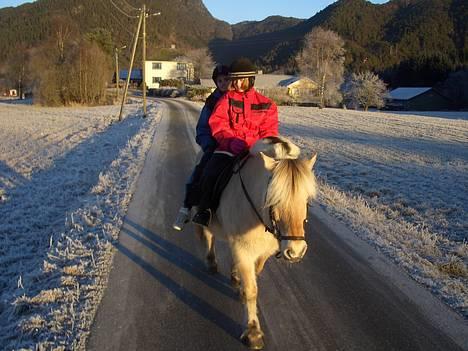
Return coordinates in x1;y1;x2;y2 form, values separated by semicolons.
250;137;317;222
250;136;300;159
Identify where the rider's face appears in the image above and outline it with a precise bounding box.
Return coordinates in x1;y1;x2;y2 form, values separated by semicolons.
232;78;249;92
216;75;230;93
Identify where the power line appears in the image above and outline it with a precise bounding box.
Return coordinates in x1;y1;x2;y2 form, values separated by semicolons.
109;0;139;18
97;0;136;37
109;11;136;37
119;0;140;12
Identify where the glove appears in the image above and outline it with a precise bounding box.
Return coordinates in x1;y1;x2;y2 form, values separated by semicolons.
229;139;247;155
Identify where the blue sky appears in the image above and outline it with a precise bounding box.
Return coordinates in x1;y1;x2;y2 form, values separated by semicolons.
0;0;389;23
202;0;389;24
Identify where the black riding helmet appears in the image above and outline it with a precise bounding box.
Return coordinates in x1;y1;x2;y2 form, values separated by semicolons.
228;57;257;90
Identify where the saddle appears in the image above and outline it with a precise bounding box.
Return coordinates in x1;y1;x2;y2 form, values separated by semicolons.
210;150;249;212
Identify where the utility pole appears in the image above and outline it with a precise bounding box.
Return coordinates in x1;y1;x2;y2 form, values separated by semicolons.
142;3;147;117
118;8;143;122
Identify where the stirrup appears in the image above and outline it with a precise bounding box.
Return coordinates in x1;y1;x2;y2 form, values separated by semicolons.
172;207;190;231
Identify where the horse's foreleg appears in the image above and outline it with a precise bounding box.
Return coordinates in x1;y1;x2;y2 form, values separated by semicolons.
195;225;218;274
238;261;264;350
255;255;269;276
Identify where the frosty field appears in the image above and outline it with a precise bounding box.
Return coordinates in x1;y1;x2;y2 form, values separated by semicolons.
0;101;466;349
0;101;161;349
279;107;468;318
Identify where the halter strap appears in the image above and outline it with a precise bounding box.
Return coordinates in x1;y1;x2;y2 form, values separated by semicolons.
237;157;305;242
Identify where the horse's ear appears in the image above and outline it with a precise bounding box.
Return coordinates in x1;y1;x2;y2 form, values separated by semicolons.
307;153;317;169
259;152;277;171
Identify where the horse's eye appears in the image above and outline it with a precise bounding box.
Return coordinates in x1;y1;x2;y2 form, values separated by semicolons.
304;219;308;224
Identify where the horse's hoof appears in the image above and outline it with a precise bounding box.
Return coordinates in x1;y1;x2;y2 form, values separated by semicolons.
240;328;264;350
241;334;265;350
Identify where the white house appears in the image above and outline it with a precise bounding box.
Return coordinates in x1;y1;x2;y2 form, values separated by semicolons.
144;60;194;89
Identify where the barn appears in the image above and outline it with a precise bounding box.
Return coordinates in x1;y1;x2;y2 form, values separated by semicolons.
386;87;452;111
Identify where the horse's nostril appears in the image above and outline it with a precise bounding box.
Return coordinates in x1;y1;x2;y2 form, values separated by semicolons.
285;248;296;259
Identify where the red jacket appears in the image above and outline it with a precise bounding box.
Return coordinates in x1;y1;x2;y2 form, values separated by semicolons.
209;88;279;155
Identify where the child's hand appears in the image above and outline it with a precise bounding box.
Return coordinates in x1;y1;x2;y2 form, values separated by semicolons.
230;139;247;154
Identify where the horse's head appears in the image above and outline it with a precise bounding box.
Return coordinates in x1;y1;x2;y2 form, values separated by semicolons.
261;152;317;263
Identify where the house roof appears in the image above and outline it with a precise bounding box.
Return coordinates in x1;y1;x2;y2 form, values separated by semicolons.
389;87;432;100
255;74;295;89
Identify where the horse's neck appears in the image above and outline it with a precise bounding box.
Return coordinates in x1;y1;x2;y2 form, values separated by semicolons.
216;156;271;235
242;156;270;200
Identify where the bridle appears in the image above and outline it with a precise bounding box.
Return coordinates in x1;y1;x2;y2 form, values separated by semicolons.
234;155;307;243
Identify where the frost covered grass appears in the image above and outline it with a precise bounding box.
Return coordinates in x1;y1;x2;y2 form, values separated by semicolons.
0;101;161;349
279;107;468;318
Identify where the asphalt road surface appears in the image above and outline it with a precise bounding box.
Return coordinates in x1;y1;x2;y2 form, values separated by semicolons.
87;98;466;351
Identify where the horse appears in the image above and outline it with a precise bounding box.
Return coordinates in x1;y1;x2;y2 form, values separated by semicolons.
194;136;317;350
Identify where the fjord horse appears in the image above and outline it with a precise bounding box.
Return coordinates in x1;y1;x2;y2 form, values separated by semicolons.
195;137;317;349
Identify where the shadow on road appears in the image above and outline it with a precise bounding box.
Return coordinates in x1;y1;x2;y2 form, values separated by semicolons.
115;223;243;342
124;219;235;298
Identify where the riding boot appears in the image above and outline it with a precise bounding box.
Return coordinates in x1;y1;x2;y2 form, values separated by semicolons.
192;153;234;227
192;208;212;227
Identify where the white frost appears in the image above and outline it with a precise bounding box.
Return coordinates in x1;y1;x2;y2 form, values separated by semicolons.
0;101;161;349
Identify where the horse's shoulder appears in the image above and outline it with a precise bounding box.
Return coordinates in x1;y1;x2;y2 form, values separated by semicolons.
250;136;300;160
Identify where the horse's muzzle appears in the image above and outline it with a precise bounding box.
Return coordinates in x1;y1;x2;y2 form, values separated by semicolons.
282;242;308;262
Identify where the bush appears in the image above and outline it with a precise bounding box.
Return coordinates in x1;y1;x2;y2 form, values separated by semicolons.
186;86;213;101
31;41;112;106
160;79;183;88
149;88;184;98
260;87;294;106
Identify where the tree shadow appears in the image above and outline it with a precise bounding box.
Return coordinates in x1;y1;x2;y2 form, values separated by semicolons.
0;109;148;301
114;224;243;342
0;161;28;200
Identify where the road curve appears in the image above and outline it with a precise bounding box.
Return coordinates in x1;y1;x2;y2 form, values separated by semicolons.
87;98;466;351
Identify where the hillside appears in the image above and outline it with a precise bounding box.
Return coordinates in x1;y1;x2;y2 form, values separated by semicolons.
0;0;466;87
232;16;304;39
0;0;232;62
210;0;467;85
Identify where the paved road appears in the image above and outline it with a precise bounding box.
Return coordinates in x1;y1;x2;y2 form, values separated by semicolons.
87;98;466;351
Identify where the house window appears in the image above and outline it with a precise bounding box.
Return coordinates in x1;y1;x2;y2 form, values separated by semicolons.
152;62;162;70
152;77;162;83
177;63;186;71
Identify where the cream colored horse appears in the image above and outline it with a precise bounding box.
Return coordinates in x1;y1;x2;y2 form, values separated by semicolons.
195;137;317;350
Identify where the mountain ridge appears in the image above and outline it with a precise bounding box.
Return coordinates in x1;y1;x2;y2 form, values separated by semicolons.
0;0;466;86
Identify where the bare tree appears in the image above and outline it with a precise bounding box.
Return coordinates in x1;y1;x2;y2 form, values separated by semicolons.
345;71;388;111
295;27;345;107
31;37;111;106
49;15;78;64
69;41;112;105
182;48;215;82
